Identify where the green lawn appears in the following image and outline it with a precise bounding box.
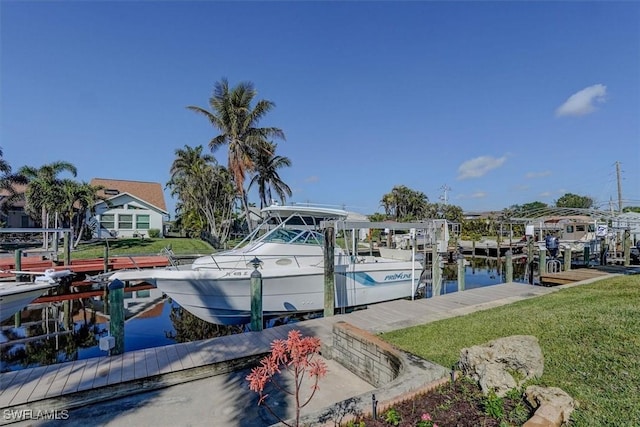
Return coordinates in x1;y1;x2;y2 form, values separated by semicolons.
379;275;640;426
70;238;214;259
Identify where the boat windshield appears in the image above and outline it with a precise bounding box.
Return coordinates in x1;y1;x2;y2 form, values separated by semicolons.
261;228;324;246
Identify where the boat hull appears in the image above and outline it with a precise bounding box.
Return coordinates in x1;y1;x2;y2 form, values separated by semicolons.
145;261;421;325
0;282;57;322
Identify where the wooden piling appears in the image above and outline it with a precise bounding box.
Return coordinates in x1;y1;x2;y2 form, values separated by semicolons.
324;226;335;317
432;244;441;296
564;247;572;271
103;245;109;273
505;250;513;283
583;246;590;266
108;279;125;355
14;312;21;328
539;247;546;275
63;232;71;266
457;254;465;292
527;237;534;284
14;249;22;282
250;260;263;332
623;229;631;267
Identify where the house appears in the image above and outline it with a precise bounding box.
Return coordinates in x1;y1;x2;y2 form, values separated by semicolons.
0;184;38;228
90;178;169;239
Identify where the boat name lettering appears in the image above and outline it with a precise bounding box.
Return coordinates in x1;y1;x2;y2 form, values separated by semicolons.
384;272;411;281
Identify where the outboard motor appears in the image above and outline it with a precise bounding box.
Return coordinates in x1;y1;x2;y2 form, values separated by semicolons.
545;234;559;258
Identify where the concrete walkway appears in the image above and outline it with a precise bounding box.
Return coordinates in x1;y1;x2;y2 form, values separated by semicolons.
0;277;614;426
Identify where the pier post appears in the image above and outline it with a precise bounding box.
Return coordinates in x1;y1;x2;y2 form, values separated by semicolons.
564;247;572;271
324;226;335;317
250;257;263;331
527;237;534;284
63;231;71;266
623;229;631;267
539;247;547;275
457;253;465;292
505;250;513;283
103;284;109;315
432;244;441;296
599;238;607;266
583;246;590;266
14;312;21;328
14;249;25;282
108;279;125;355
63;300;71;329
103;245;109;273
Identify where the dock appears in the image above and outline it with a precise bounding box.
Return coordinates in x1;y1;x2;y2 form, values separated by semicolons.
0;275;616;424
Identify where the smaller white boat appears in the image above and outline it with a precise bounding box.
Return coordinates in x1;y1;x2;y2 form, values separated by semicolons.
0;269;73;322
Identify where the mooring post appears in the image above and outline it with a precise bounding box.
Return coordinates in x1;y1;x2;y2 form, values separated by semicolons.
63;300;71;329
103;245;109;273
103;284;109;315
527;236;534;284
250;257;263;331
583;245;590;266
457;252;465;292
63;231;71;266
108;279;125;355
539;246;547;275
432;243;441;296
564;247;572;271
600;238;607;266
623;229;631;267
505;250;513;283
13;249;23;283
324;226;335;317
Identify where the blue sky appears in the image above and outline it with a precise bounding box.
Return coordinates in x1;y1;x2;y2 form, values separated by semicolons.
2;1;639;217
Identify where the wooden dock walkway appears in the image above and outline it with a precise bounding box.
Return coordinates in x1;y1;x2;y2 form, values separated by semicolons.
540;268;610;286
0;277;614;419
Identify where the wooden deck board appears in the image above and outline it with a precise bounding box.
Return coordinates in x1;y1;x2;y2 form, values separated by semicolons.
61;360;88;395
77;357;101;392
45;361;76;398
106;354;124;386
144;348;160;377
132;349;148;380
26;364;61;402
6;365;49;406
120;352;136;383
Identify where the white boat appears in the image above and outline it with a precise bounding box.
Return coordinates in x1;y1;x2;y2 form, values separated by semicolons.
0;269;72;322
533;215;598;253
110;204;423;325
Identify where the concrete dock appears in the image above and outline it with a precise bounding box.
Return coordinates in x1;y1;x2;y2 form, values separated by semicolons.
0;276;615;426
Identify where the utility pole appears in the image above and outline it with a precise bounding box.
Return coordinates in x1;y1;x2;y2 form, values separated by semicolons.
439;185;452;205
616;161;623;212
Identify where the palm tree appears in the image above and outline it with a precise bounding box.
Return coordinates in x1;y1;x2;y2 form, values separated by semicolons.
248;142;292;209
18;161;77;248
187;78;285;232
57;180;106;246
0;148;28;217
167;145;236;244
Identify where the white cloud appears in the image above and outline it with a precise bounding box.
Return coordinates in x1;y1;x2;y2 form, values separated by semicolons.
471;192;487;199
556;84;607;117
304;176;319;183
457;155;507;180
525;171;552;179
539;191;552;198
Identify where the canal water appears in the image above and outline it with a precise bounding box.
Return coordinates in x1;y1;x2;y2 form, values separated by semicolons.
0;258;528;373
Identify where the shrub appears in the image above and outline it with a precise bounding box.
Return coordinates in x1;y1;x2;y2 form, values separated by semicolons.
148;228;160;238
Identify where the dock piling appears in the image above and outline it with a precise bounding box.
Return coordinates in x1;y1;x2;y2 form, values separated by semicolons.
457;253;465;292
505;250;513;283
103;245;109;273
250;257;263;331
539;247;546;275
108;279;125;355
564;247;572;271
324;226;335;317
623;229;631;267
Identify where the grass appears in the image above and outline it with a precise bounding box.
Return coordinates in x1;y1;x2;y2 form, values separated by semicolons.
70;238;214;259
379;275;640;426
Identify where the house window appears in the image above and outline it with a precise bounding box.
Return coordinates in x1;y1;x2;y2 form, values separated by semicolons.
136;214;150;229
104;189;119;195
100;214;115;229
118;214;133;229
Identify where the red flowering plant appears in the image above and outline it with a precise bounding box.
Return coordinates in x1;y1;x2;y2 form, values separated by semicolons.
246;329;328;427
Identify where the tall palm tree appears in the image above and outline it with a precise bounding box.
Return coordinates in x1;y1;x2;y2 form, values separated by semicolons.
57;180;106;246
0;148;28;216
187;78;285;232
18;161;77;248
248;142;292;209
